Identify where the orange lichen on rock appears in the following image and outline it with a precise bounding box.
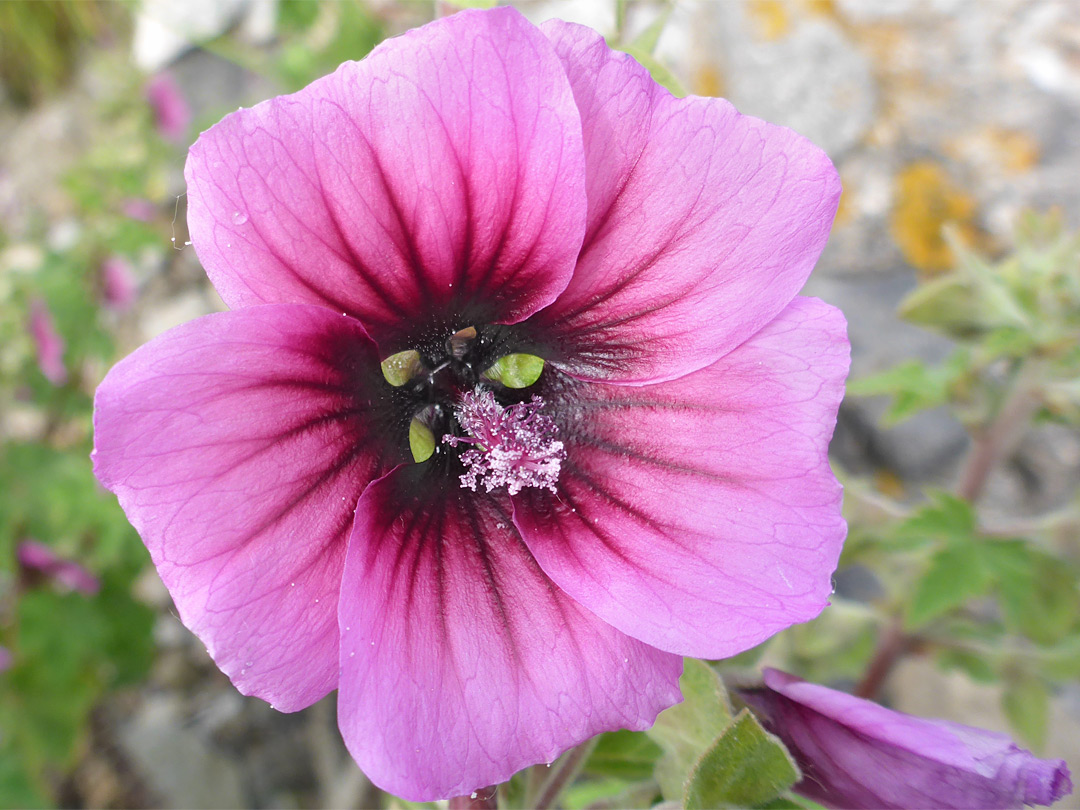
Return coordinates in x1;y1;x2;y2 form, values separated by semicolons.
890;161;978;274
945;127;1041;175
692;64;726;98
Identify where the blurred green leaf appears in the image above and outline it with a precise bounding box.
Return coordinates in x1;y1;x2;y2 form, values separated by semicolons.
647;659;732;800
628;7;670;54
985;543;1079;646
584;729;663;781
898;268;1029;341
905;542;993;630
889;490;976;550
1002;673;1049;752
936;649;997;683
684;710;800;810
847;354;968;425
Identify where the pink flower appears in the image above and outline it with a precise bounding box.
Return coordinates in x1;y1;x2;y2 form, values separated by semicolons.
145;72;191;143
100;256;137;312
93;8;847;800
121;197;157;222
28;298;67;386
17;540;100;596
742;669;1072;809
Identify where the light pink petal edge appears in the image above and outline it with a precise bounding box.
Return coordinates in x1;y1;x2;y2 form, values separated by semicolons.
93;304;399;711
516;297;849;658
185;7;587;351
534;20;841;384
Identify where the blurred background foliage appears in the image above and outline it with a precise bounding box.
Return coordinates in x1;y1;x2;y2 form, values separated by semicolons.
0;1;1078;808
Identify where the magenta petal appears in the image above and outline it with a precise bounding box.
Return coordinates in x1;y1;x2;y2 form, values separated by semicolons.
337;467;682;801
185;7;586;349
516;298;848;657
745;669;1073;810
93;305;400;711
533;21;841;383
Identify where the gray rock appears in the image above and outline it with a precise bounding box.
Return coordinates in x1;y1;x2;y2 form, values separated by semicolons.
694;2;877;158
120;695;246;809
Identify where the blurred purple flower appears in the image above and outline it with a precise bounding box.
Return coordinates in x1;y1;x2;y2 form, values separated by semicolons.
28;298;67;385
121;197;157;222
146;72;190;143
0;646;11;672
742;668;1072;809
17;540;100;596
94;8;847;800
101;256;137;312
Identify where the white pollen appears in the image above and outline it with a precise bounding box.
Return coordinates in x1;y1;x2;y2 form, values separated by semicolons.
446;388;565;495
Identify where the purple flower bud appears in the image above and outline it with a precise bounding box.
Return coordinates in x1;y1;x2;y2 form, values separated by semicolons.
145;72;191;143
101;256;137;312
17;540;100;596
742;668;1072;809
28;298;67;385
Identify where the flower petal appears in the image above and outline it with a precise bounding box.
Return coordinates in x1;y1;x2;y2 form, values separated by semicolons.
515;297;848;657
185;7;586;350
533;21;841;384
337;466;682;801
743;668;1073;810
93;304;402;711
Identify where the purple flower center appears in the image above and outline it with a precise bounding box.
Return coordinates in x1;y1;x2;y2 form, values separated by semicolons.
387;324;563;494
445;388;565;495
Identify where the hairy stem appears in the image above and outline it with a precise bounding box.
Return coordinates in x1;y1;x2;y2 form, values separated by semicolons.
956;363;1042;502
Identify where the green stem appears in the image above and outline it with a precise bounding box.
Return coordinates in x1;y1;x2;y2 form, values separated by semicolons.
855;361;1043;700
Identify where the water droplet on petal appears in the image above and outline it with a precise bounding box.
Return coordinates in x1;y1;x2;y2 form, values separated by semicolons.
232;211;248;225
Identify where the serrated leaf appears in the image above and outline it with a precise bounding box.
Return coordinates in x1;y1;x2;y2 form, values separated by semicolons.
905;542;993;630
847;359;956;425
1002;674;1049;752
684;710;800;810
647;659;732;800
898;267;1029;340
894;490;976;545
